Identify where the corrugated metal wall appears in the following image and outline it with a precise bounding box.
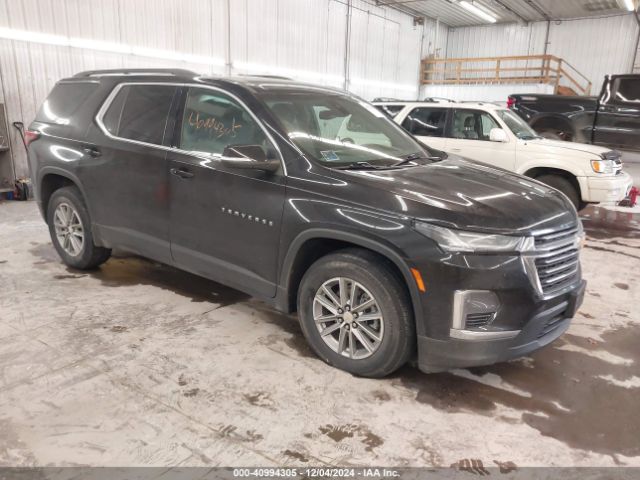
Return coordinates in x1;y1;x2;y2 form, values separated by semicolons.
422;17;449;59
441;13;638;95
546;14;638;95
422;83;554;102
446;22;547;59
0;0;423;178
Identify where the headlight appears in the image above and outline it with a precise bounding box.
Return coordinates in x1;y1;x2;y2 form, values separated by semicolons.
414;222;532;253
591;159;615;174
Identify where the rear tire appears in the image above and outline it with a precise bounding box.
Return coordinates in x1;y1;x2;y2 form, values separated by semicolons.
536;174;587;211
47;186;111;269
297;249;415;378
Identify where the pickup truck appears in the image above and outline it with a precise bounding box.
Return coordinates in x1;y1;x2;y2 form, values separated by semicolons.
508;74;640;151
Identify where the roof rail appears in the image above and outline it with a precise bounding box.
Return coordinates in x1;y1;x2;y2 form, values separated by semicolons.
236;74;293;80
74;68;198;78
459;101;502;106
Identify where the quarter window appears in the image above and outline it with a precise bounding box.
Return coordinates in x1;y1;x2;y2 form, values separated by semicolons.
615;78;640;103
401;108;447;137
450;109;499;141
36;82;97;125
179;88;269;155
102;85;177;145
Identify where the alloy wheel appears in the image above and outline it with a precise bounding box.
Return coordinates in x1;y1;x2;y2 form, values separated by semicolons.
53;202;85;257
312;277;384;359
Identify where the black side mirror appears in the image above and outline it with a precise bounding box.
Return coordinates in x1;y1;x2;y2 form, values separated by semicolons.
220;145;280;172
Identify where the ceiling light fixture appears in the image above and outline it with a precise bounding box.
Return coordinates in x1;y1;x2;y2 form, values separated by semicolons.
0;27;226;67
459;1;498;23
621;0;636;11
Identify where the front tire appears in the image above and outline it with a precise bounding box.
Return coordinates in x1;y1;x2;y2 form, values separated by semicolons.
297;249;415;378
47;186;111;269
536;174;587;211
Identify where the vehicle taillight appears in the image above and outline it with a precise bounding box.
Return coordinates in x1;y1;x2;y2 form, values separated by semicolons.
24;129;40;147
506;96;515;108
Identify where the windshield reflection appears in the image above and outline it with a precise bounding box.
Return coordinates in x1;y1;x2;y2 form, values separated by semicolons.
260;91;437;168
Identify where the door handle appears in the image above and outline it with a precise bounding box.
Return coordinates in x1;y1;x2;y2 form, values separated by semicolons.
82;145;101;157
451;148;461;152
170;167;194;179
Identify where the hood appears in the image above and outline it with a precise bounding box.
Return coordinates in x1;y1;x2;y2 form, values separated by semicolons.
339;157;578;234
522;138;610;157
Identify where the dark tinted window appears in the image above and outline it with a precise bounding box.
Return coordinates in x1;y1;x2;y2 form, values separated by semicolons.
180;88;268;155
35;82;97;125
401;107;447;137
102;85;176;145
615;78;640;103
374;104;404;118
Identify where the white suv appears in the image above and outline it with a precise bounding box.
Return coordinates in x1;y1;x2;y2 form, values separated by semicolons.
373;101;633;210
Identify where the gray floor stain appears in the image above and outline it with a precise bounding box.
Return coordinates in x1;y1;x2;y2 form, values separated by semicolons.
581;206;640;240
397;325;640;457
4;200;640;467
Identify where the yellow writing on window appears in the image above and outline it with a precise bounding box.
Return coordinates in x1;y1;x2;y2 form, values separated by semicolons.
188;111;242;138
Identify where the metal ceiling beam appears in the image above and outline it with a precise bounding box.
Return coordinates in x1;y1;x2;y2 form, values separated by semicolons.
491;0;532;23
374;0;441;24
375;0;430;6
523;0;551;21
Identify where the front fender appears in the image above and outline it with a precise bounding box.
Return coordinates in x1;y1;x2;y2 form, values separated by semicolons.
277;228;426;336
516;159;587;179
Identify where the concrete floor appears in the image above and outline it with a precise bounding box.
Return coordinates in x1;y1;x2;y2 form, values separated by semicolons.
0;200;638;468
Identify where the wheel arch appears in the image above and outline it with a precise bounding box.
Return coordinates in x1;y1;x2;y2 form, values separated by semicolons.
523;166;585;202
38;168;89;222
276;229;425;335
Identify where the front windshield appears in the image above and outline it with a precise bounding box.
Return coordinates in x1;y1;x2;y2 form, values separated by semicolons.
260;91;438;167
496;109;539;139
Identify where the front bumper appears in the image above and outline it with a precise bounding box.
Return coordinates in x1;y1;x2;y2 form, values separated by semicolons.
416;280;586;372
583;172;633;203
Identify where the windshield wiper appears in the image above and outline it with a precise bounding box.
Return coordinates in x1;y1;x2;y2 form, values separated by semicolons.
334;161;390;170
393;153;442;167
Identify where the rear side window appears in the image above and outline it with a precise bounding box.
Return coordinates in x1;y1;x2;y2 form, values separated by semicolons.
401;107;447;137
35;82;97;125
101;85;177;145
615;78;640;103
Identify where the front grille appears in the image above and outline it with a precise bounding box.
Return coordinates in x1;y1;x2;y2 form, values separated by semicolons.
465;312;495;328
532;225;581;297
602;150;623;174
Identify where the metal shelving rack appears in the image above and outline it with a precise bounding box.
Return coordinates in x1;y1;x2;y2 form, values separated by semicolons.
0;103;15;194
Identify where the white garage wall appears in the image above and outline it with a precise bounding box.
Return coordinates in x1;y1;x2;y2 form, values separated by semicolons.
434;13;638;98
0;0;423;178
446;21;547;59
421;17;449;59
545;14;639;95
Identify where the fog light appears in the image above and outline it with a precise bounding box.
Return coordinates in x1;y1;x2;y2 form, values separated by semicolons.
452;290;499;330
450;290;520;341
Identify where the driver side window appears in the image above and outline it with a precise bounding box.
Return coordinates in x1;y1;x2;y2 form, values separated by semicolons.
180;88;269;155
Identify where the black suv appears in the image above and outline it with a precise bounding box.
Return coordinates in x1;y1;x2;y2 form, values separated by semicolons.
28;69;586;377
